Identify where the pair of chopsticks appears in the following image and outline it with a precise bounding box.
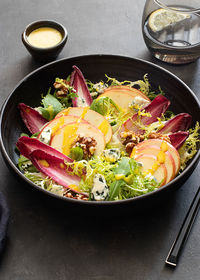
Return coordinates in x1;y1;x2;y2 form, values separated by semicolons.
165;185;200;267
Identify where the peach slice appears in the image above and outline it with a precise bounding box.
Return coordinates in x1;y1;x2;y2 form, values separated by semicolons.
50;122;106;156
131;146;175;184
55;107;112;143
134;154;167;186
97;86;150;112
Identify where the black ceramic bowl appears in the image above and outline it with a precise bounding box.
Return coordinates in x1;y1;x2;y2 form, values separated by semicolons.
22;20;68;61
0;55;199;211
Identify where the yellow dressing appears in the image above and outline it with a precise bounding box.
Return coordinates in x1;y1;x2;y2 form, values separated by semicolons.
62;123;79;156
69;184;80;192
142;141;169;175
79;107;89;121
27;27;62;48
157;150;166;164
51;116;65;135
38;159;49;167
115;174;125;180
60;163;65;169
160;141;169;152
98;119;109;136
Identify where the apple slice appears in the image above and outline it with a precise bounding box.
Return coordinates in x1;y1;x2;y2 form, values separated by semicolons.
55;107;112;143
38;115;88;139
50;122;106;156
131;145;175;183
97;85;150;111
134;154;167;186
131;139;180;176
102;86;150;101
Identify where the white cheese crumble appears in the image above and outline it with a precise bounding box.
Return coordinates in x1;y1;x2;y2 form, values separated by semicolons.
145;173;156;181
39;127;52;144
49;184;64;196
77;97;87;107
91;174;109;201
93;82;108;94
103;148;120;163
129;96;150;109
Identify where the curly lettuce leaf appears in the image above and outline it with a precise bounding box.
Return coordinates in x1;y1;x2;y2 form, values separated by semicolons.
179;122;200;171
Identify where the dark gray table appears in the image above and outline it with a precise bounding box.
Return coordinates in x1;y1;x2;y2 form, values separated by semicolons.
0;0;199;279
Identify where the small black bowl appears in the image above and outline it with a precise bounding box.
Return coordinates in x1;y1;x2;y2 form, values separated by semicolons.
22;20;68;62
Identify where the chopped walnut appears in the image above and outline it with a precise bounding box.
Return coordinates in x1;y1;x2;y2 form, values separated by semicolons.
53;79;70;97
120;131;171;155
64;190;88;201
125;142;136;155
72;135;97;159
148;132;171;143
120;131;145;154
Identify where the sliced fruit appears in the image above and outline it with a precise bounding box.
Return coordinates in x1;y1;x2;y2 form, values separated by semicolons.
55;107;112;143
134;154;167;186
70;65;93;107
50;122;106;156
97;85;150;112
131;139;180;176
131;145;175;183
102;86;150;101
121;95;170;134
148;8;190;32
18;103;47;134
38;115;88;139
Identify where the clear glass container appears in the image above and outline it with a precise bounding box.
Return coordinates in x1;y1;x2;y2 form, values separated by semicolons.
142;0;200;64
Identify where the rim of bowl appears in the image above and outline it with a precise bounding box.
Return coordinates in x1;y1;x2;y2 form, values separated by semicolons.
22;19;68;51
0;54;199;206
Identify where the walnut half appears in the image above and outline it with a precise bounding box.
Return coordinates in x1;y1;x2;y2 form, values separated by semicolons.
53;79;70;97
71;135;97;159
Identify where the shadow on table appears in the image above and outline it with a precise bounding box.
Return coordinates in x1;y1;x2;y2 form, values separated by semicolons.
138;50;199;91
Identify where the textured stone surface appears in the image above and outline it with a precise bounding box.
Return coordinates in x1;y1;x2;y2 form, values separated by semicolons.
0;0;199;279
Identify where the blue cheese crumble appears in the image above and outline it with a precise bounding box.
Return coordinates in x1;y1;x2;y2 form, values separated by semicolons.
39;127;52;144
102;148;120;163
91;174;109;201
129;96;150;110
77;97;87;107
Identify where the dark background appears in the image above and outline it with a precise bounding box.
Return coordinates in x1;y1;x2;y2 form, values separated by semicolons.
0;0;199;279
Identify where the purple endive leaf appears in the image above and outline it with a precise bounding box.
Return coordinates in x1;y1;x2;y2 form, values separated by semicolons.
159;113;192;134
121;95;170;134
70;65;93;107
16;136;73;162
29;150;83;194
18;103;47;134
169;131;189;150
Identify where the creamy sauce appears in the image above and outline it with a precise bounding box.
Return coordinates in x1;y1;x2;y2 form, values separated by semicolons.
38;159;49;167
98;119;109;136
62;123;79;155
27;27;62;48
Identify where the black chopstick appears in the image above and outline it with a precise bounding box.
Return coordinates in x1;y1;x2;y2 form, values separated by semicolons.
165;185;200;267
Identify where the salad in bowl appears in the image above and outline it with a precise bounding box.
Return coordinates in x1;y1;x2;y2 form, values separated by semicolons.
16;65;199;201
